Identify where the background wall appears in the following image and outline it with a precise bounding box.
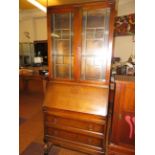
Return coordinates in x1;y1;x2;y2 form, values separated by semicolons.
114;0;135;61
19;0;135;61
33;17;47;40
19;9;47;42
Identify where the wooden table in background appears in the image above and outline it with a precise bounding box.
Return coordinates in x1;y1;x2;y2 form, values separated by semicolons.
19;66;48;94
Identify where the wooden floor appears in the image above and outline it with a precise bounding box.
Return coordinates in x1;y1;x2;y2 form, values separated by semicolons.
19;85;87;155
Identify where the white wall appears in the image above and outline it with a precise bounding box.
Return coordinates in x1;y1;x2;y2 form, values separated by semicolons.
19;0;135;61
114;0;135;61
34;17;47;41
19;18;35;42
19;9;47;42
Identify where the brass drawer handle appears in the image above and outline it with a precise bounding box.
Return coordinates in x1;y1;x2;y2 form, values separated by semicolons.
53;131;58;135
88;138;93;144
88;124;93;131
53;118;57;123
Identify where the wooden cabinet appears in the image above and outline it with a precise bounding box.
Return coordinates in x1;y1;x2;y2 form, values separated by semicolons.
43;82;109;155
43;1;115;155
108;76;135;155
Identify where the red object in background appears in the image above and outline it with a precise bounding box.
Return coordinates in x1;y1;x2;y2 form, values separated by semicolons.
109;77;135;155
114;13;135;36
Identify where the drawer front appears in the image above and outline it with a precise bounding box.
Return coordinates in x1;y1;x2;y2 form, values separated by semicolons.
45;114;105;133
46;127;103;147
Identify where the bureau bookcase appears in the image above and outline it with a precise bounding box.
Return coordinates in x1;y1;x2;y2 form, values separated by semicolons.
43;1;115;154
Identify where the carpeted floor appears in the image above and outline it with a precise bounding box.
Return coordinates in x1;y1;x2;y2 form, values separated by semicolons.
19;91;44;154
21;142;44;155
21;142;88;155
19;90;87;155
21;142;61;155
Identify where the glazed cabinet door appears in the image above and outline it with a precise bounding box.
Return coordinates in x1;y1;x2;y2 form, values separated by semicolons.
80;7;110;82
48;8;75;80
47;2;114;84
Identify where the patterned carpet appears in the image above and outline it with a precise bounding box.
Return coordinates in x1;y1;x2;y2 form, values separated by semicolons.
19;91;87;155
21;142;60;155
20;142;43;155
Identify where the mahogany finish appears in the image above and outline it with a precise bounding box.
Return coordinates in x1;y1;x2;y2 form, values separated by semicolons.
108;76;135;155
47;1;115;85
43;1;115;155
44;82;109;116
19;67;48;93
43;82;108;154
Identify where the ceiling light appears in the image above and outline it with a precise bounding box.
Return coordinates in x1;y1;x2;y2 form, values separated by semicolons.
27;0;47;13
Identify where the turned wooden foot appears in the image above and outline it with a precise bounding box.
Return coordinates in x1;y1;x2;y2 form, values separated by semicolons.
43;137;52;155
44;143;50;155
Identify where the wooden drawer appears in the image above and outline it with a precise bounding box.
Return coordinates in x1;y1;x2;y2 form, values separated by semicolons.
45;114;105;133
46;127;103;147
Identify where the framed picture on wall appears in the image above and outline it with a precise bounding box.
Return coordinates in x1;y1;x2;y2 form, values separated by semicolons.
114;13;135;36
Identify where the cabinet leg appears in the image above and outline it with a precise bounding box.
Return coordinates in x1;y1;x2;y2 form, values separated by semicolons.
44;143;51;155
43;138;52;155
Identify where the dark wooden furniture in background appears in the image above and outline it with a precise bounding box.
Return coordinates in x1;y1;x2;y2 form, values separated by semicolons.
43;1;115;155
108;76;135;155
19;66;48;94
34;40;48;65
